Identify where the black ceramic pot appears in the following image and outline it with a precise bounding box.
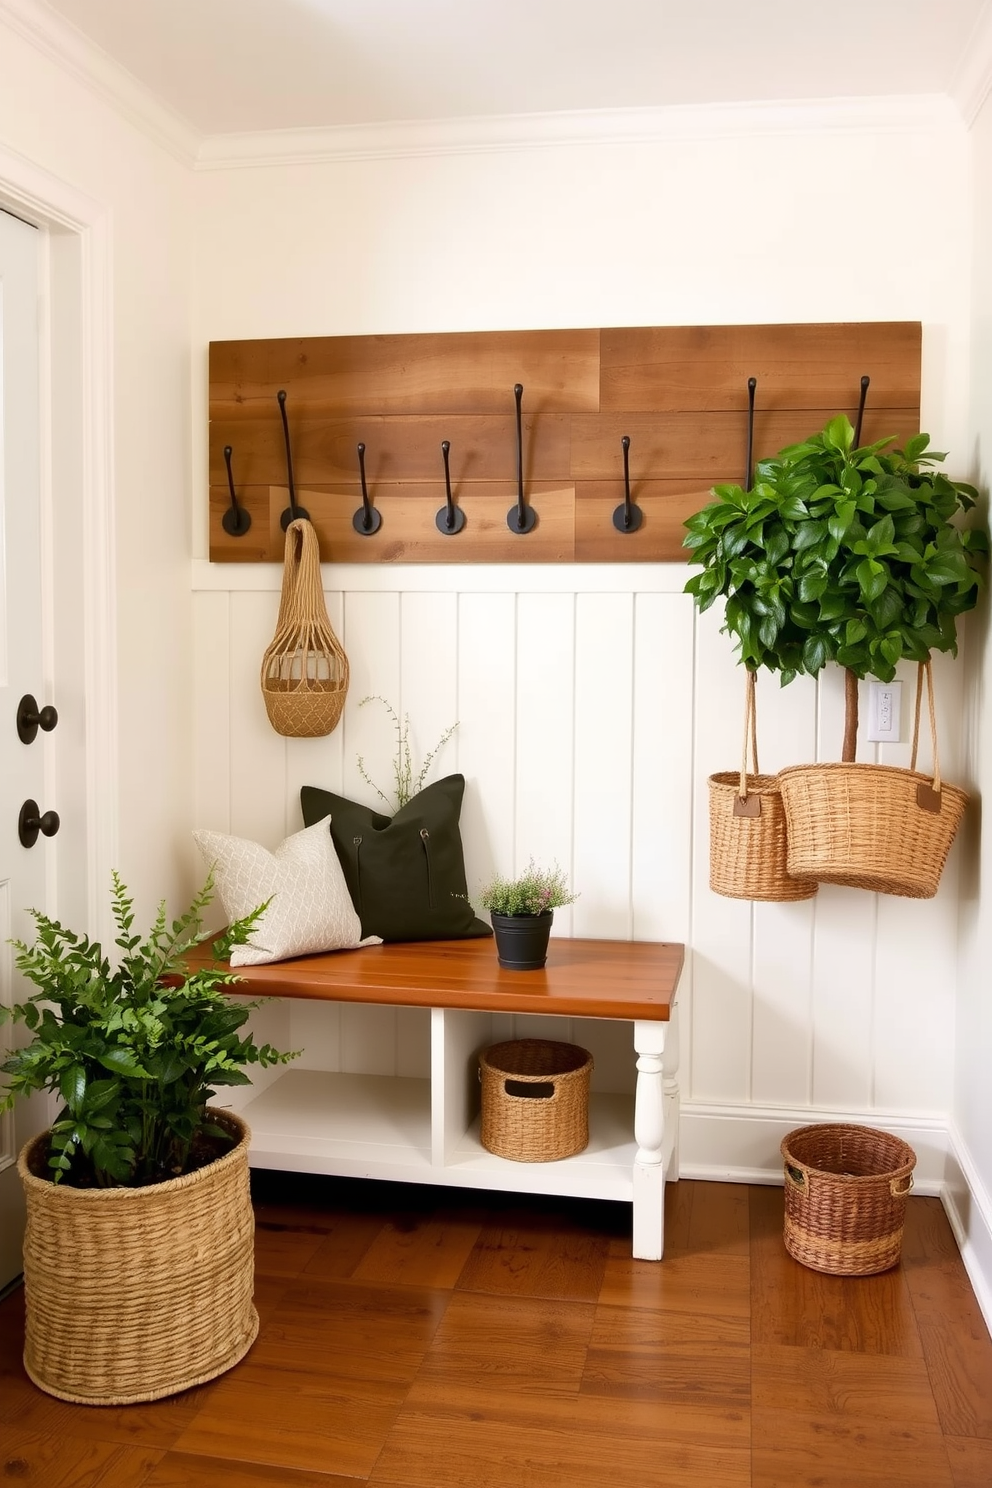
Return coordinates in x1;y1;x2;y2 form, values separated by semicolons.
490;911;553;970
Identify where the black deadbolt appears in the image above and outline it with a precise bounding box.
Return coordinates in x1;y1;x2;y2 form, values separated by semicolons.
17;694;58;745
18;800;60;849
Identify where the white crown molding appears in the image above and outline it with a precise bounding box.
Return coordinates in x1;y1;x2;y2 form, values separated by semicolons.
951;0;992;126
195;94;962;172
0;0;200;167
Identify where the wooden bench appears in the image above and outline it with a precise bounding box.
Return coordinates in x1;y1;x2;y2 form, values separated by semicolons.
193;935;684;1260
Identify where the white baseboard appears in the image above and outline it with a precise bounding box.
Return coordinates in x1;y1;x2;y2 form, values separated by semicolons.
678;1101;949;1194
941;1122;992;1337
675;1101;992;1338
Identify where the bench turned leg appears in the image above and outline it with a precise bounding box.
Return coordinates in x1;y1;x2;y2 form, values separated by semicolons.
632;1019;668;1260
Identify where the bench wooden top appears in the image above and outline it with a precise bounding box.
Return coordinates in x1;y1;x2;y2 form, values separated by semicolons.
194;936;684;1022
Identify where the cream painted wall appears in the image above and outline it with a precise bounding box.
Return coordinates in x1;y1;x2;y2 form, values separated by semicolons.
952;92;992;1308
191;107;976;1179
0;15;195;921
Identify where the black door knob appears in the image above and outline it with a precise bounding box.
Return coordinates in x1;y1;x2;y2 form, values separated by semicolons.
17;694;59;745
19;800;60;849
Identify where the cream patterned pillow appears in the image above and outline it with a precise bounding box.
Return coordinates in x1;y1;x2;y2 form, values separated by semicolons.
193;817;380;967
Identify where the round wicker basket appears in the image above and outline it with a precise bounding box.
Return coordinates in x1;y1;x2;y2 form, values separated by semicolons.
17;1107;258;1404
479;1039;592;1162
781;1123;916;1277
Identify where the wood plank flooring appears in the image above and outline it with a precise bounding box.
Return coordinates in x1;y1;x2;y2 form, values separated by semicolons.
1;1176;991;1487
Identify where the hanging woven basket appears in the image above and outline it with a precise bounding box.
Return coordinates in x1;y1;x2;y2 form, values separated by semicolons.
779;662;967;898
261;519;349;737
708;669;818;902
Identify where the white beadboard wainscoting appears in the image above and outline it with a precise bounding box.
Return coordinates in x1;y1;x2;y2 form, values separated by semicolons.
192;558;966;1195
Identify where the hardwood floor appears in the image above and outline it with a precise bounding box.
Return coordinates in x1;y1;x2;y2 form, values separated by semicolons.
1;1175;991;1487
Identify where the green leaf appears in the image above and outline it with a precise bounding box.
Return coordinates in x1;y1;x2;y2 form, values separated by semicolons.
97;1047;153;1079
801;634;829;673
59;1065;86;1111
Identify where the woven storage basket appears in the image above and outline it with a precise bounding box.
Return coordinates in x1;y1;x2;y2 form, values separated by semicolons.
479;1039;592;1162
17;1108;258;1404
779;662;967;898
781;1123;916;1276
709;669;818;902
261;518;349;738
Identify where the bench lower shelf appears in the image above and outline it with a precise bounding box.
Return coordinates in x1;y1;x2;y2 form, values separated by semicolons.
229;1068;640;1202
201;937;684;1259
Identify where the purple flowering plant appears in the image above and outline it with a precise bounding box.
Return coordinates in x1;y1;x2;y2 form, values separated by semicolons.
479;860;578;918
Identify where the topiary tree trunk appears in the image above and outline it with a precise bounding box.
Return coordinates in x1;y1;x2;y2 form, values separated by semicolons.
842;668;859;763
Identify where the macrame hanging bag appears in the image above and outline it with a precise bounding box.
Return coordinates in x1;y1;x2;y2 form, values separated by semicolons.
778;661;967;898
260;519;349;737
708;668;818;902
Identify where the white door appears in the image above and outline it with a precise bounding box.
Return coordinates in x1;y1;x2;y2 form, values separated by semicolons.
0;207;52;1291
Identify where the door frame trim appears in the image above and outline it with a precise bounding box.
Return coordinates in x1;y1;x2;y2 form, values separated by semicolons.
0;145;117;938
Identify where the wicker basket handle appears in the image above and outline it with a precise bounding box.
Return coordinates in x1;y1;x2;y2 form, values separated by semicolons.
890;1173;914;1198
784;1163;806;1190
503;1078;557;1101
733;669;761;817
909;661;943;807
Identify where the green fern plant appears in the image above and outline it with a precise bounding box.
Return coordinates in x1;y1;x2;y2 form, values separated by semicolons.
0;873;296;1187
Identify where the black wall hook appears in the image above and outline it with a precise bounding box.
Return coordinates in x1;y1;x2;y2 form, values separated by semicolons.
612;434;643;533
353;442;382;535
507;383;537;534
435;440;466;535
853;374;870;447
222;445;252;537
745;376;757;492
277;389;310;530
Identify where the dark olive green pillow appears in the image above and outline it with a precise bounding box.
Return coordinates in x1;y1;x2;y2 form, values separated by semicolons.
299;774;491;943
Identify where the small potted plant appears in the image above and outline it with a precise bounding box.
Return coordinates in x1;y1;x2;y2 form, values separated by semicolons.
0;872;296;1405
479;860;578;970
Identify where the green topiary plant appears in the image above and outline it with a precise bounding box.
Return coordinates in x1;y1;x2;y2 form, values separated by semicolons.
0;872;296;1187
683;414;988;758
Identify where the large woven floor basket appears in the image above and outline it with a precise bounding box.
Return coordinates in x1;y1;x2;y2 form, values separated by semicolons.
17;1108;258;1404
709;670;817;902
479;1039;592;1162
781;1123;916;1276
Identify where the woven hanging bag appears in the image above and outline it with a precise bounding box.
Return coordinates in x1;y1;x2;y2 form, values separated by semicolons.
261;519;349;737
708;669;817;902
779;662;967;898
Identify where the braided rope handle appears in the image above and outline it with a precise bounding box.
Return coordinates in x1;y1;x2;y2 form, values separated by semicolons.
908;660;941;793
738;668;760;800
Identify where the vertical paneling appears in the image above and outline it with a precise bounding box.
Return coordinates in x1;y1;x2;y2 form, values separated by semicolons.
341;591;402;804
631;592;693;943
229;591;288;846
397;592;459;763
572;593;635;939
688;603;753;1102
457;593;516;894
515;592;576;931
750;671;818;1107
194;560;962;1144
810;664;876;1109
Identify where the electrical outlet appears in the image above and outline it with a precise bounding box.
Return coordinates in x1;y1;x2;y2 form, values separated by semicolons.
867;680;902;742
